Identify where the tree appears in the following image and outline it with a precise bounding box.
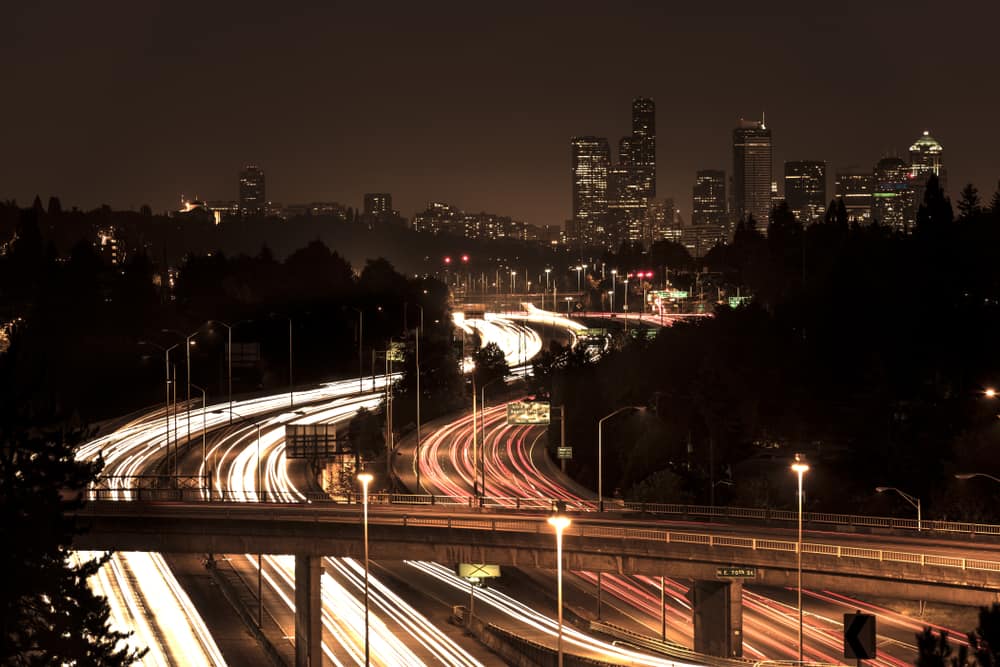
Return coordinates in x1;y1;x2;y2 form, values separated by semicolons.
0;426;145;665
958;184;982;219
916;174;954;230
968;604;1000;667
474;341;509;387
916;628;968;667
990;188;1000;217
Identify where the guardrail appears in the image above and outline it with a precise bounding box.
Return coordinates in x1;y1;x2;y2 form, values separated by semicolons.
590;620;753;667
84;487;1000;538
79;501;1000;579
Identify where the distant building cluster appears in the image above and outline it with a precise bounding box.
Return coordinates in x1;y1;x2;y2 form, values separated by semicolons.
171;117;948;259
411;202;558;243
564;99;948;255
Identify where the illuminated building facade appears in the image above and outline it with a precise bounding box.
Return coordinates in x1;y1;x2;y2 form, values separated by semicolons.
691;170;728;228
732;118;773;229
364;193;392;216
570;136;611;247
784;160;827;224
873;156;913;232
630;97;656;200
909;130;945;210
239;164;266;216
835;172;872;224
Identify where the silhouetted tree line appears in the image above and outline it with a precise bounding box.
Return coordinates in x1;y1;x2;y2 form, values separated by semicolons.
536;178;1000;520
0;206;452;425
0;198;575;281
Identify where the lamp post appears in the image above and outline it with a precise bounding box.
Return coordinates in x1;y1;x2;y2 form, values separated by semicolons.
190;383;207;480
545;268;551;309
358;471;374;667
478;376;506;500
139;341;179;482
598;406;643;512
791;453;810;663
876;486;922;531
575;265;583;292
547;514;571;667
208;320;234;424
353;308;364;392
269;314;294;407
564;296;573;316
414;304;424;492
511;270;517;295
610;269;617;312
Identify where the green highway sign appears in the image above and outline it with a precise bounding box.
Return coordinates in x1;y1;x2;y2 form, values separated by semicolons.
507;401;551;425
716;566;756;578
557;447;573;460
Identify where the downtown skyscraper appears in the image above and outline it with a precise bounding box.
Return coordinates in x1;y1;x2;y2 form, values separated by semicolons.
569;98;656;250
239;164;266;216
784;160;826;224
569;136;611;248
732;118;772;229
691;170;728;228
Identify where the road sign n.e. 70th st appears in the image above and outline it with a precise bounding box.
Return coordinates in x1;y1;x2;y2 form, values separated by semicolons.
844;612;876;660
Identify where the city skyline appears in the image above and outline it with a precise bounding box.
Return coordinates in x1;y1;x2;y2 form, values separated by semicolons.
3;1;999;226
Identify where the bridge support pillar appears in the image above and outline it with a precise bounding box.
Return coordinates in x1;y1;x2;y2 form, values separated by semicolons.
691;580;742;658
295;554;322;667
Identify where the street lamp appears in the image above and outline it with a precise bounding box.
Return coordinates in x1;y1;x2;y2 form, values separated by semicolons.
138;341;179;479
207;320;234;424
564;296;573;316
985;388;997;399
190;383;207;481
477;376;506;500
352;308;364;393
876;486;922;531
268;313;294;407
511;270;517;294
791;453;810;664
610;269;617;312
547;514;571;667
412;304;424;492
358;471;374;667
598;406;643;512
545;268;552;309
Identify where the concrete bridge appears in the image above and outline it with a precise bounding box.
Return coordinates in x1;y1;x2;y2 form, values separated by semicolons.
74;499;1000;662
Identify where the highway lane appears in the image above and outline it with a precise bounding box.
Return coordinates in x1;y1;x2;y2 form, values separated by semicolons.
402;402;976;665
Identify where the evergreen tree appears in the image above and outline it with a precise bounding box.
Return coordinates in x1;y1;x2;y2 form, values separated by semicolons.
916;174;954;230
990;188;1000;216
46;196;62;216
957;184;982;219
0;424;145;664
474;341;509;387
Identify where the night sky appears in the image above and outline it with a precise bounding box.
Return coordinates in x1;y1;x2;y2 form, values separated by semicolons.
4;1;999;225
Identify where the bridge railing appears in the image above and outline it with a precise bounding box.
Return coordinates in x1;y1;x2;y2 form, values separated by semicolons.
80;499;1000;578
84;486;1000;537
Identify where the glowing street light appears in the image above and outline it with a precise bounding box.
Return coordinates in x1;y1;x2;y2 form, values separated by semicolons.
986;388;997;399
358;471;374;667
876;486;922;531
575;265;583;292
790;453;810;663
547;514;572;667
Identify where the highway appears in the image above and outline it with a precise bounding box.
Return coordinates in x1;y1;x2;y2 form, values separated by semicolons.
396;402;979;665
73;313;562;665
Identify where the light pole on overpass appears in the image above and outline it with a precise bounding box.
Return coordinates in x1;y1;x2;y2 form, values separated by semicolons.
876;486;922;531
791;453;810;664
358;471;374;667
547;513;571;667
190;383;207;482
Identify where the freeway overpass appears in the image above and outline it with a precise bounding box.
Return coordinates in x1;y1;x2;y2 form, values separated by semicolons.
74;496;1000;660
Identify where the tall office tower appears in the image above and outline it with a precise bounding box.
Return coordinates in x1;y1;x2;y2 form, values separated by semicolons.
630;97;656;199
732;117;773;229
873;156;913;232
691;170;728;228
571;136;611;247
835;172;873;224
909;130;945;209
363;193;392;216
239;164;266;216
784;161;827;224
